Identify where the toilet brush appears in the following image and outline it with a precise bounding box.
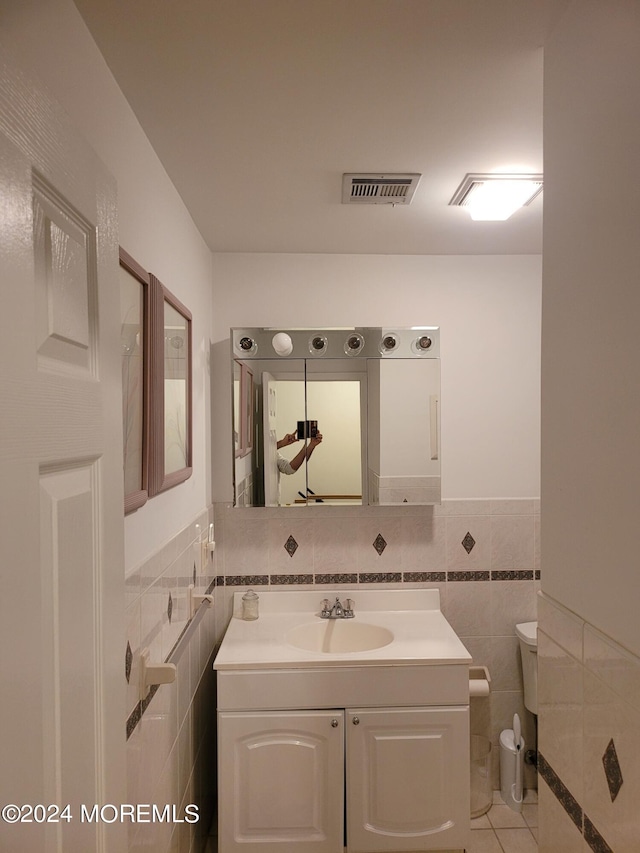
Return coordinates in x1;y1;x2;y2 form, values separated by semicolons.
511;713;523;806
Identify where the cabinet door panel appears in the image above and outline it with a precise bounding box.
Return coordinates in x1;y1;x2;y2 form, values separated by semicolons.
346;707;469;852
219;710;344;853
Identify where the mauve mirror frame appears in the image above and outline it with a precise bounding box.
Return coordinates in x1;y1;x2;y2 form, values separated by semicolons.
119;247;151;514
148;275;193;496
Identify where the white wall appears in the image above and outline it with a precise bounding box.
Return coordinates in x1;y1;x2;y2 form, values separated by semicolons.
212;252;541;502
542;0;640;657
1;0;213;572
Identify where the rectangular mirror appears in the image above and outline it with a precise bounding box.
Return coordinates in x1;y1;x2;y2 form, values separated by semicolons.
119;248;150;514
231;328;440;507
149;277;192;495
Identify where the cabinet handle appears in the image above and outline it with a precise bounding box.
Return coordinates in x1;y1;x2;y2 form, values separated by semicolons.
331;718;339;728
352;716;360;725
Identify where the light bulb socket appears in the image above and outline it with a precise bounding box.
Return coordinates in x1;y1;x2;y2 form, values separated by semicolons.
344;332;365;356
309;334;328;356
237;335;257;355
411;334;433;355
379;333;399;354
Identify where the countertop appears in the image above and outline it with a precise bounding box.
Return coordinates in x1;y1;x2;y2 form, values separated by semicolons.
213;589;472;671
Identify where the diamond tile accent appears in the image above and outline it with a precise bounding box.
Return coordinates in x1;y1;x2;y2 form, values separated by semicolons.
167;592;173;623
284;535;298;557
602;738;623;802
373;533;387;555
461;531;476;554
125;641;132;684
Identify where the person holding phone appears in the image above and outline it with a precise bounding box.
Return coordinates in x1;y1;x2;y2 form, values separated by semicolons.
276;428;323;474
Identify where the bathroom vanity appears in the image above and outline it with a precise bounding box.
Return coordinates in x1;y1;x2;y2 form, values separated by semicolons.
214;590;472;853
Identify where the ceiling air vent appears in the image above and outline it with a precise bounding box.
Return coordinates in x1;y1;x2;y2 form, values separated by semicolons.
342;173;421;205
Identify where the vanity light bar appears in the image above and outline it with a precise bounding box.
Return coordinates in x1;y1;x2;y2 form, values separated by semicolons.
231;327;440;360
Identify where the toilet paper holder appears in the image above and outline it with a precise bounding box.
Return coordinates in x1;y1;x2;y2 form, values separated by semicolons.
469;665;491;697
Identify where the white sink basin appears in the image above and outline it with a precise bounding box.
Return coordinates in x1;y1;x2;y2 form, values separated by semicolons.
214;589;473;670
286;620;394;653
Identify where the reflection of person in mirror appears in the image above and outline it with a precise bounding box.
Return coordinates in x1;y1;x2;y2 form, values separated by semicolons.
276;429;323;475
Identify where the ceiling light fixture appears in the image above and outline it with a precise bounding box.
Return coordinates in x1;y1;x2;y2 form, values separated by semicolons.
449;173;543;221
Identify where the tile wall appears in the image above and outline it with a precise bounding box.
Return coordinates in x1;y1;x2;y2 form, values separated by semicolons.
125;508;218;853
213;497;541;790
538;593;640;852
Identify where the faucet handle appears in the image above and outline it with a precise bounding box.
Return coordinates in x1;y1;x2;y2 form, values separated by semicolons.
343;598;355;617
320;599;331;618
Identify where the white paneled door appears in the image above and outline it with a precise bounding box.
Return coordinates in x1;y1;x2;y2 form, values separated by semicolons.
0;53;126;853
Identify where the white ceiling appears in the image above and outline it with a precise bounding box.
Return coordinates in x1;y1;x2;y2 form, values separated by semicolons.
73;0;569;255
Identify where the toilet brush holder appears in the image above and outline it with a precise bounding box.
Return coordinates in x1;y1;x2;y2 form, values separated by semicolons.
500;719;525;813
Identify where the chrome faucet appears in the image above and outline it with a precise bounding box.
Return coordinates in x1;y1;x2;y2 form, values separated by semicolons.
320;597;355;619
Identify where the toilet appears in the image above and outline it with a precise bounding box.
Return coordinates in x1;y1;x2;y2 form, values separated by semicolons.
515;621;538;715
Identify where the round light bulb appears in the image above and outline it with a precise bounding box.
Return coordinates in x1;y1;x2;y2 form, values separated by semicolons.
272;332;293;356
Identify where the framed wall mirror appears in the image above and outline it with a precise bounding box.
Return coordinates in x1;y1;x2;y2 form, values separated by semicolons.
119;248;150;514
149;276;193;496
231;327;440;507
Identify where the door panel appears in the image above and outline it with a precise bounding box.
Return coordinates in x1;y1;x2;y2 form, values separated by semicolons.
346;707;470;852
218;710;344;853
33;175;97;374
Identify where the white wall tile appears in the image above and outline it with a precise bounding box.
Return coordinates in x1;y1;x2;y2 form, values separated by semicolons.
444;581;492;636
583;668;640;852
533;777;587;853
400;513;446;574
490;580;537;638
538;629;583;803
538;593;583;662
584;624;640;715
490;515;535;571
126;509;217;853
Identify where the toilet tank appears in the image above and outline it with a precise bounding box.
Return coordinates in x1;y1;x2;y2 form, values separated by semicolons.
515;621;538;715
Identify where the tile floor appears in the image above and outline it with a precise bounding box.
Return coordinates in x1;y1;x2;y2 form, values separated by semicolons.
205;789;538;853
468;790;538;853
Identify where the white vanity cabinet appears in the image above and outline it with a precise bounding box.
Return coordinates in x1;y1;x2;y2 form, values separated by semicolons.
346;706;469;852
214;591;473;853
218;710;345;853
218;704;469;853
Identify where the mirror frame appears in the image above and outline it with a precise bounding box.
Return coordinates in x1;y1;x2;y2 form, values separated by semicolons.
119;248;151;514
149;275;193;496
235;361;254;457
231;327;440;508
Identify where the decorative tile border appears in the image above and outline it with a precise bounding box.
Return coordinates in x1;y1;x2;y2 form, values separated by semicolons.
360;572;401;583
492;570;534;581
316;573;358;584
404;571;446;583
225;574;270;586
584;817;614;853
218;570;535;585
270;573;314;585
538;752;582;831
448;571;490;582
538;752;613;853
126;684;158;740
